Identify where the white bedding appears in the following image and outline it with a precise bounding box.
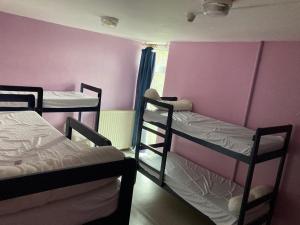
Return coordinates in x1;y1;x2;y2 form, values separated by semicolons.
43;91;99;108
0;91;99;108
0;180;120;225
0;111;123;218
144;110;284;156
140;151;269;225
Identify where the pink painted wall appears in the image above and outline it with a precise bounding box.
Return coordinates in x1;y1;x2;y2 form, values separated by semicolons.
0;12;141;130
164;42;261;178
164;41;300;224
240;42;300;225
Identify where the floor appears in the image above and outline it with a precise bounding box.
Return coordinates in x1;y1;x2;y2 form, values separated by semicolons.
129;172;213;225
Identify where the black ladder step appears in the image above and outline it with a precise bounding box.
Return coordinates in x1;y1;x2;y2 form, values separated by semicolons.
142;125;165;138
139;159;160;175
140;143;163;156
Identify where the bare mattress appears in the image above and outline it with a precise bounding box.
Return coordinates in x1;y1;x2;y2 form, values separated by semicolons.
140;151;269;225
0;91;99;108
0;111;124;224
144;110;284;156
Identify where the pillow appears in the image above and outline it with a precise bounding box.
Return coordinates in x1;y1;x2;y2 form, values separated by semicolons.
228;194;255;216
250;185;273;199
144;88;193;111
160;99;193;111
144;89;161;100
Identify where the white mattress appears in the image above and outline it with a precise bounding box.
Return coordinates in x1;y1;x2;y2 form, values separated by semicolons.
144;110;284;156
0;91;99;108
140;151;269;225
0;180;120;225
0;111;124;218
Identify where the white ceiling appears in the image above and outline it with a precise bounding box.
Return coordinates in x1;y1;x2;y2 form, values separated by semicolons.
0;0;300;43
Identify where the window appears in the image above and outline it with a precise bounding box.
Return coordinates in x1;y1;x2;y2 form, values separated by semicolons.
143;46;169;145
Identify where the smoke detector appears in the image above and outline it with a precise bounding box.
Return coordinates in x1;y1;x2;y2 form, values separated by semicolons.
100;16;119;28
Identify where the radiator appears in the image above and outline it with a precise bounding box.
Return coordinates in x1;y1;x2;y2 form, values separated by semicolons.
99;110;135;150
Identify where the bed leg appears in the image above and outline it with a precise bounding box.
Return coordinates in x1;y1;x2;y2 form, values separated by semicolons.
65;119;72;140
78;112;82;122
159;106;173;186
135;99;146;163
94;108;100;132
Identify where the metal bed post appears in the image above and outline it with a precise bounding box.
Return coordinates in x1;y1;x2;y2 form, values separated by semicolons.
135;98;146;163
237;129;262;225
78;84;84;123
94;90;101;132
266;127;292;225
78;83;102;132
159;104;174;186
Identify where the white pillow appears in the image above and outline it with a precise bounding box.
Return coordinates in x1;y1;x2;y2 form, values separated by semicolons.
144;88;161;100
228;194;255;216
160;99;193;111
250;185;273;199
144;88;193;111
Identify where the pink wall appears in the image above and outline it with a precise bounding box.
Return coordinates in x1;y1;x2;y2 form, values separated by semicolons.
164;41;300;224
164;42;261;177
0;12;141;129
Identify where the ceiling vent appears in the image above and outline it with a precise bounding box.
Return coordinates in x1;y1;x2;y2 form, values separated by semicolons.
202;0;232;16
100;16;119;28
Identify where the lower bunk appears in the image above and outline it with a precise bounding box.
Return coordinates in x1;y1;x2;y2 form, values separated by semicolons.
139;151;269;225
0;100;137;225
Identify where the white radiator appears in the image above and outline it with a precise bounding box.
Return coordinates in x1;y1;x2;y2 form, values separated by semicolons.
99;110;135;150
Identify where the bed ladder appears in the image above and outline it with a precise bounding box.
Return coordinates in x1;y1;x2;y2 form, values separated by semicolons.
135;97;175;186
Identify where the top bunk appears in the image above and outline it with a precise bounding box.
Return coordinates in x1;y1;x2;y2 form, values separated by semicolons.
0;83;101;113
141;97;292;164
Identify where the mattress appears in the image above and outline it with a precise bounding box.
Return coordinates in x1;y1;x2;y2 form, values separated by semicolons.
140;151;269;225
144;110;284;156
0;91;99;108
0;180;120;225
43;91;99;108
0;111;123;217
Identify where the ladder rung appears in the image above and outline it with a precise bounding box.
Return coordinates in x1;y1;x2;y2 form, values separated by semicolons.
142;125;165;138
139;160;160;174
140;143;163;156
150;143;164;148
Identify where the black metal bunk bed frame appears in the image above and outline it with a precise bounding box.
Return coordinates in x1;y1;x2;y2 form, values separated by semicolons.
0;94;137;225
135;97;293;225
0;83;102;131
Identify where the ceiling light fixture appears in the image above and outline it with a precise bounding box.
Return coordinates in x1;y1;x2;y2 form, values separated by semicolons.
100;16;119;28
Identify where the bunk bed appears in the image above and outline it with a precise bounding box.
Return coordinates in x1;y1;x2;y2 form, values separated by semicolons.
0;94;137;225
0;83;102;131
135;96;292;225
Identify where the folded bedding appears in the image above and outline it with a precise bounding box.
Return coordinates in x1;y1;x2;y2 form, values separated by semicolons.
0;90;99;108
144;88;193;111
0;111;123;216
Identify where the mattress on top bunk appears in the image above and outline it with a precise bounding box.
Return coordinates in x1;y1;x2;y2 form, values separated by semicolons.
43;91;99;108
0;90;99;108
140;151;269;225
144;110;284;156
0;111;123;216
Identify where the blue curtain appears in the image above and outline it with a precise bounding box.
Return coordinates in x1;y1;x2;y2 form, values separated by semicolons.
132;47;156;147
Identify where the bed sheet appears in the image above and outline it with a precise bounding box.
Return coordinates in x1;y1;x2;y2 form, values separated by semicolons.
144;110;284;156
